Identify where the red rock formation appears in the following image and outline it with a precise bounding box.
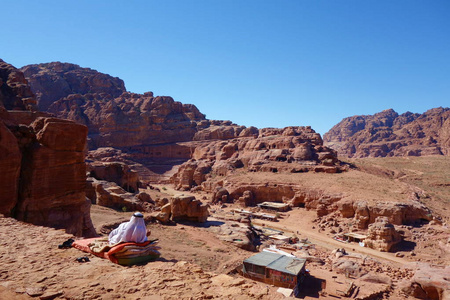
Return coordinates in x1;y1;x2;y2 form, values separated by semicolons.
400;263;450;300
21;62;126;111
21;61;347;189
14;117;91;236
0;59;37;111
87;161;140;193
324;108;450;157
87;178;147;212
170;195;209;223
172;126;342;190
48;92;205;149
0;59;95;236
364;216;402;252
0;117;21;215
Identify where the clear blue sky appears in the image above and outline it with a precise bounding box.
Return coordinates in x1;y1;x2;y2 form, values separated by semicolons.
2;1;449;135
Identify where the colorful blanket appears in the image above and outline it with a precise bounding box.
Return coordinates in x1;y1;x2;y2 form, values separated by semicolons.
72;237;160;265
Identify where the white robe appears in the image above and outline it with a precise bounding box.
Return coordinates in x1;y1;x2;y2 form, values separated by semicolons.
108;215;148;245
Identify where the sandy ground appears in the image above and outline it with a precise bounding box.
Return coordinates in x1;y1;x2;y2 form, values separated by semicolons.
0;213;288;300
0;204;402;300
1;177;448;300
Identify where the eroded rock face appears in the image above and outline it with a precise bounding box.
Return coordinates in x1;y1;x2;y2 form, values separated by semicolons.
48;93;205;149
0;120;21;215
212;187;230;204
400;263;450;300
21;62;126;111
172;126;343;190
0;114;94;236
22;61;346;189
364;217;402;252
324;108;450;157
87;161;140;193
0;58;95;237
87;178;147;212
14;117;91;236
336;199;433;230
0;59;37;111
21;62;207;151
346;200;433;230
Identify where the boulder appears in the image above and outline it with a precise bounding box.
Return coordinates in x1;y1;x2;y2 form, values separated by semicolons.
208;222;258;251
212;187;230;204
332;259;362;277
238;190;255;207
154;203;172;223
337;199;355;218
170;195;209;223
364;217;402;252
90;178;145;212
400;263;450;300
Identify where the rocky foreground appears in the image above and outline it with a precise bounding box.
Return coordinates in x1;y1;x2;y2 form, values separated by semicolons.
0;216;285;300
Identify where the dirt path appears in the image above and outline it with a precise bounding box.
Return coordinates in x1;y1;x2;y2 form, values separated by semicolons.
252;208;413;267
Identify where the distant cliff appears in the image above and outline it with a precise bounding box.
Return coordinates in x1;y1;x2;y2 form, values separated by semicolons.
22;61;343;184
324;108;450;157
21;62;208;149
21;62;126;111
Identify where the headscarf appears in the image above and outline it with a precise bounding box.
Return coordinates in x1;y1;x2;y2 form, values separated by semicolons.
108;212;148;245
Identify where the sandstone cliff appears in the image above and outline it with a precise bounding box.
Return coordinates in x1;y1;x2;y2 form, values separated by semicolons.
22;62;342;186
0;59;95;236
48;92;206;149
324;108;450;157
0;59;37;111
20;62;126;111
172;126;343;190
21;62;207;150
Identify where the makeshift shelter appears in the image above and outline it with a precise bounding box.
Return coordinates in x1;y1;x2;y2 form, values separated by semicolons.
268;234;291;243
257;202;290;212
343;233;367;243
242;252;307;296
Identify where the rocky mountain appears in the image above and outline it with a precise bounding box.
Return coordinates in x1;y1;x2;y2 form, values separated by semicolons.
21;62;207;149
324;108;450;158
0;59;95;236
20;62;126;111
21;62;342;183
48;92;206;149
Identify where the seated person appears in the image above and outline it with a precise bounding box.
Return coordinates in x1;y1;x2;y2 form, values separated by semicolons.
108;212;148;245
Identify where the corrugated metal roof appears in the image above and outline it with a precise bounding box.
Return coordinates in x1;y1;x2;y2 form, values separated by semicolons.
344;233;367;239
244;252;306;276
258;202;289;208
